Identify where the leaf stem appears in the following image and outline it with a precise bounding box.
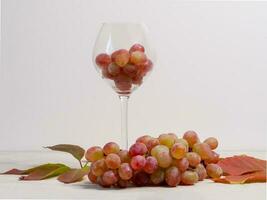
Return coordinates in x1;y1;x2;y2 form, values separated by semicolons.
79;160;83;169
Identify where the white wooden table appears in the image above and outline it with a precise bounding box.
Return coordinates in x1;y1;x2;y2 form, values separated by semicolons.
0;151;266;199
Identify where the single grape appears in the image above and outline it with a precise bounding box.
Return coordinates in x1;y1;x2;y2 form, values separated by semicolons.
107;63;121;76
203;137;218;150
175;138;189;152
172;157;189;172
151;145;169;157
194;164;207;181
130;155;146;171
143;156;158;174
103;142;120;155
181;171;199;185
158;133;175;148
105;153;121;169
117;179;129;188
165;166;181;187
171;143;187;159
113;49;130;67
85;146;104;162
185;152;201;167
204;151;220;164
136;135;152;146
129;43;145;54
97;176;110;188
156;151;172;168
193;143;213;160
95;53;111;68
206;164;223;178
168;133;178;141
150;169;165;185
102;170;118;186
129;142;148;157
183;130;200;148
88;170;97;183
118;150;131;163
123;64;138;77
146;138;160;152
118;163;133;180
91;158;108;176
130;51;147;65
132;171;150;186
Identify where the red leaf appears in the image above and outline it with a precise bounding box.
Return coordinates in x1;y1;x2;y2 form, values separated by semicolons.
57;167;89;184
213;171;267;184
217;155;266;176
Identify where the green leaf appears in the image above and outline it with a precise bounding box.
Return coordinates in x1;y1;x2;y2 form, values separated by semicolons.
57;166;89;184
2;163;67;175
45;144;85;162
19;163;70;180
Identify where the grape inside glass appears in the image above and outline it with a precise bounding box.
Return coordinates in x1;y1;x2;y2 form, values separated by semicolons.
92;23;155;149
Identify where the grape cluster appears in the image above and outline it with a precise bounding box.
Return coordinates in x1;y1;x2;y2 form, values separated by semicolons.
95;44;153;94
85;131;223;188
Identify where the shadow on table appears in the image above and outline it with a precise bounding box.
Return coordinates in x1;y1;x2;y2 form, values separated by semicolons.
73;182;122;190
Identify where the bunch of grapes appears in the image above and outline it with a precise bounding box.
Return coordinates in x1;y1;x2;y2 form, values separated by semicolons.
85;131;223;188
95;43;153;94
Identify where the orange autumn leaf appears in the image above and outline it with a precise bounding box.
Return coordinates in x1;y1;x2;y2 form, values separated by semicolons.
213;170;267;184
217;155;266;176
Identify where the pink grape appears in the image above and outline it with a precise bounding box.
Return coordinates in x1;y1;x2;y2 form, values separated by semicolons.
205;151;220;164
113;49;130;67
85;146;104;162
136;135;152;146
158;133;175;148
150;169;165;185
185;152;201;167
118;150;131;163
143;156;158;174
146;138;160;152
171;143;187;159
129;43;145;54
97;176;110;187
132;171;150;186
114;73;132;92
105;153;121;169
95;53;111;68
172;157;189;173
118;163;133;180
156;151;172;168
129;142;148;157
103;142;120;155
130;155;146;171
206;164;223;178
151;145;169;157
123;64;138;77
183;130;200;148
204;137;218;150
88;171;97;183
175;138;189;152
181;171;199;185
117;179;129;188
107;63;120;76
193;143;213;160
165;166;181;187
91;158;108;176
102;170;118;186
194;164;207;181
130;51;147;65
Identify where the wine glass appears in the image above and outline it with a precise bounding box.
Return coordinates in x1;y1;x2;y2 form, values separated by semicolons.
92;23;155;149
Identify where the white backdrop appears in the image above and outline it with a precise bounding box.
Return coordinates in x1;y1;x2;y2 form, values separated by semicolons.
1;0;267;151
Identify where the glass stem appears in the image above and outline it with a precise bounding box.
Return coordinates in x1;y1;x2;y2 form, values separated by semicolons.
119;95;129;150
